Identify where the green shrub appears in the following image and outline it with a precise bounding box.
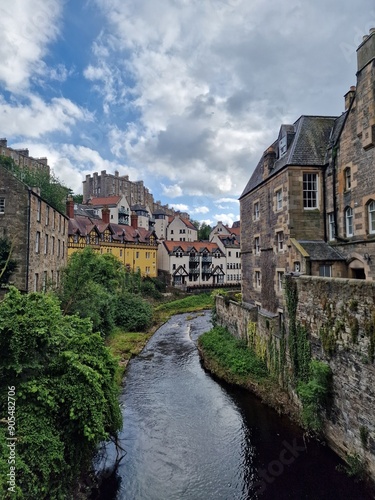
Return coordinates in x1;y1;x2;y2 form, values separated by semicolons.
199;326;268;380
115;292;153;331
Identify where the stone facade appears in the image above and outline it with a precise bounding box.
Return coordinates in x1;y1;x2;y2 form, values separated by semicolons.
216;274;375;482
0;165;68;292
240;29;375;317
0;138;50;175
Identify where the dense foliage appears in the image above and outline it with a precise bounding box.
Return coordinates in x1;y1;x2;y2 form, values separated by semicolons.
0;155;69;213
0;237;17;285
59;247;154;335
199;326;268;380
0;288;122;499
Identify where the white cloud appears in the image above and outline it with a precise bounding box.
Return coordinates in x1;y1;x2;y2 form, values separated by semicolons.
213;213;239;227
161;183;183;198
215;198;240;204
0;95;93;138
0;0;62;92
191;206;210;214
170;203;189;212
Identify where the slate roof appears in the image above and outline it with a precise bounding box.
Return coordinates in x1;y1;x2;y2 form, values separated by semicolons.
297;240;346;261
240;115;338;199
167;216;197;230
217;234;240;247
68;215;155;243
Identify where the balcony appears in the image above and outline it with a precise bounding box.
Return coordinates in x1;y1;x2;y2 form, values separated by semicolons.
118;207;129;215
202;256;212;263
189;256;199;262
189;268;200;275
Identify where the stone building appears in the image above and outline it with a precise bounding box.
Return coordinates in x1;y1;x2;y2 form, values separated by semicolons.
0;165;68;292
240;28;375;317
0;138;50;175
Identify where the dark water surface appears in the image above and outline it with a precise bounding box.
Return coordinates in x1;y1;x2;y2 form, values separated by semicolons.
96;311;374;499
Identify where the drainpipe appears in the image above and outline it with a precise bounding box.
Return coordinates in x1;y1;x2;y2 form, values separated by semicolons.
323;165;328;242
332;148;339;240
26;189;31;292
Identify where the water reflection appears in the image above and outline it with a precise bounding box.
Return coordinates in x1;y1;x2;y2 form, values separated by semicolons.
95;311;373;500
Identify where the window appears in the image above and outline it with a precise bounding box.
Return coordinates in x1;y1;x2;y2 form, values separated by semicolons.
34;273;39;292
35;232;41;253
276;189;282;210
120;249;123;257
52;211;55;229
228;251;231;257
294;261;301;272
254;202;260;220
344;167;351;191
303;173;318;209
368;201;375;234
277;231;284;252
319;264;332;277
43;271;47;292
0;198;5;214
277;271;284;291
52;236;55;255
44;235;48;254
254;237;260;255
345;207;353;237
328;213;335;241
37;199;41;221
255;271;261;288
136;251;140;258
62;241;65;258
45;206;49;225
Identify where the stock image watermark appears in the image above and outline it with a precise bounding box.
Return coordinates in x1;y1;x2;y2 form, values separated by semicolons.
253;437;306;495
6;386;17;493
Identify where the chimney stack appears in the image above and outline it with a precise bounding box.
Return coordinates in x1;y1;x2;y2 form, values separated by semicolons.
131;212;138;229
263;146;276;179
357;27;375;73
102;205;110;224
344;86;356;110
66;196;74;219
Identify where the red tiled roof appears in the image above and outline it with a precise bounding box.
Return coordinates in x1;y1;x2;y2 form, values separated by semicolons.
162;240;223;254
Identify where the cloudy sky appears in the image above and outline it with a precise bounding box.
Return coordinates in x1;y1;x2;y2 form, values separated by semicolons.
0;1;373;226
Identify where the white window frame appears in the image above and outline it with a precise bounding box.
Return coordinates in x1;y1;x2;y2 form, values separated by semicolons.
277;231;284;252
319;264;332;277
276;189;283;211
368;201;375;235
344;167;351;191
37;199;41;222
254;202;260;220
255;271;261;289
345;207;353;237
35;231;40;253
254;236;260;255
303;173;318;209
328;212;335;241
277;271;284;291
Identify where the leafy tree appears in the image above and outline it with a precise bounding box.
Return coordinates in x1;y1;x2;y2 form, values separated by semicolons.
115;291;153;331
0;237;17;285
59;248;122;335
191;220;212;240
0;287;122;499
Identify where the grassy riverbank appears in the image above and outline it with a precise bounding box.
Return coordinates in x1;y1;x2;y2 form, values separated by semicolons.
106;293;214;382
198;326;301;422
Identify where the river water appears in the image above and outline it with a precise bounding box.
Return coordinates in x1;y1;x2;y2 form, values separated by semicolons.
95;311;374;499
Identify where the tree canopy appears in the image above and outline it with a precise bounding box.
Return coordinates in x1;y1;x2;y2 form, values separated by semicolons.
0;287;122;499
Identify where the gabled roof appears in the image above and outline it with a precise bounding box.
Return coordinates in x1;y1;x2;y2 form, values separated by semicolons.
217;234;240;247
240;115;338;199
68;215;156;244
162;240;223;255
168;215;197;230
88;196;122;206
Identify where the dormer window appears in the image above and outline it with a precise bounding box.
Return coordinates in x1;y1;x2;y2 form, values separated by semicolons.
279;136;287;157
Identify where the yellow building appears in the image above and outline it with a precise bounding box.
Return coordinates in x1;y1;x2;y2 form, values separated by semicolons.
67;201;158;277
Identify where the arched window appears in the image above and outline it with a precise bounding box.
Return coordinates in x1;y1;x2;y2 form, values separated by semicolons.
345;207;353;237
368;200;375;234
